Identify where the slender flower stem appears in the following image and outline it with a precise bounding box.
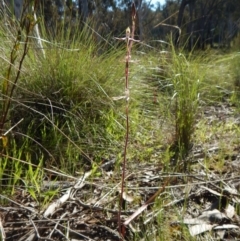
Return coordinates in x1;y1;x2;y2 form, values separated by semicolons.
116;3;137;240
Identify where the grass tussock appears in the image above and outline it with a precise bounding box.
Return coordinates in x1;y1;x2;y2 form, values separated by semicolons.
0;16;127;184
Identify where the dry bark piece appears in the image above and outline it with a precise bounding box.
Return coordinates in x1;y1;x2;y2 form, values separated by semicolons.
0;214;6;241
189;223;215;236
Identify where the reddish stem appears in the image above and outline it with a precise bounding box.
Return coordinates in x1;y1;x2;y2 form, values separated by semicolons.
118;3;137;240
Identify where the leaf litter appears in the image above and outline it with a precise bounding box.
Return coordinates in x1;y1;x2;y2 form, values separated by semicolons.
1;101;240;240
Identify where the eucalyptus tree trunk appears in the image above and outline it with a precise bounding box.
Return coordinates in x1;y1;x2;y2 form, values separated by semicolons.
175;0;190;46
176;0;200;47
188;0;194;50
80;0;88;20
2;0;23;19
136;0;143;41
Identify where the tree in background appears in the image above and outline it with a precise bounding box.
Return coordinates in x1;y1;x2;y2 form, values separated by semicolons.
175;0;240;50
27;0;240;50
